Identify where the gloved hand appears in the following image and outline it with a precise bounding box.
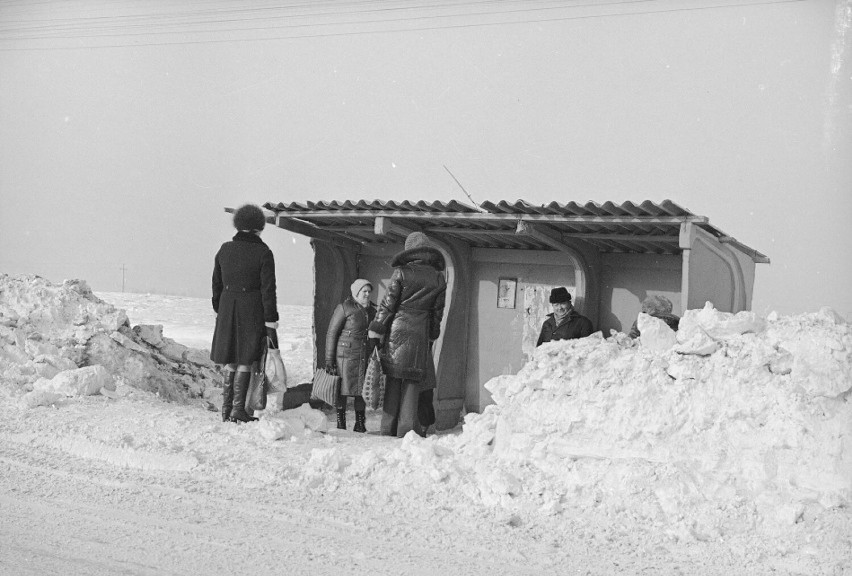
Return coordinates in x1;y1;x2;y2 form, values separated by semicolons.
326;362;338;376
266;327;279;349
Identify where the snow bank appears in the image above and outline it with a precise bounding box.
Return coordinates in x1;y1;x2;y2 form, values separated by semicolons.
298;302;851;538
0;274;220;404
4;274;850;543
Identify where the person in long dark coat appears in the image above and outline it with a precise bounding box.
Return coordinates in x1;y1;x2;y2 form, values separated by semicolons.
536;287;594;346
325;279;376;433
210;204;279;423
368;232;446;438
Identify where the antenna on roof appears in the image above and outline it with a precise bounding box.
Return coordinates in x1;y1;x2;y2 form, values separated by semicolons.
443;165;485;212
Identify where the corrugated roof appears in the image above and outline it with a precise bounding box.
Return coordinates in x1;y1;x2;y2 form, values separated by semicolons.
265;199;479;214
251;199;768;263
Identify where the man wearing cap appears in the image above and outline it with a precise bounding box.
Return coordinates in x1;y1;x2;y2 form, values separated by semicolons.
536;287;594;347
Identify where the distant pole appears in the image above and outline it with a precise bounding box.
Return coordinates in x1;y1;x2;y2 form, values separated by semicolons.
120;264;127;292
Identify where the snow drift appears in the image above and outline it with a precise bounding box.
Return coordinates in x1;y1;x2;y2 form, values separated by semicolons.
475;304;851;538
0;274;221;405
306;303;852;539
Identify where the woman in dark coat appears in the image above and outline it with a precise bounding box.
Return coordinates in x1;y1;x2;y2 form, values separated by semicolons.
210;204;279;423
325;279;376;433
368;232;446;438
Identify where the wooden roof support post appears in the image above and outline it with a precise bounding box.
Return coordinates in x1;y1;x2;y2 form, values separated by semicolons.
274;214;362;251
373;216;421;239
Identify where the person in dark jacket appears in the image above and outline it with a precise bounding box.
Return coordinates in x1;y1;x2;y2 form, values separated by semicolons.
628;295;680;338
325;279;376;433
536;287;594;346
210;204;279;423
368;232;446;438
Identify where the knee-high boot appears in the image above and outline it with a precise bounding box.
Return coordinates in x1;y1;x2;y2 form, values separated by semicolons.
221;370;235;422
229;370;258;423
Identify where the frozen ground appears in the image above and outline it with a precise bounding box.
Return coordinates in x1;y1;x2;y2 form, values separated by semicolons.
1;276;850;575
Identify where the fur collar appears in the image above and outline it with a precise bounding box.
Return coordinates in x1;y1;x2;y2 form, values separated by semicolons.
390;246;446;270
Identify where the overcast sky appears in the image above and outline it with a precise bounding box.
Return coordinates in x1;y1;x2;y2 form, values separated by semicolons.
1;0;850;316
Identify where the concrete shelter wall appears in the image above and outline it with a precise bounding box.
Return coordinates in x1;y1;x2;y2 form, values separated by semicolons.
686;228;752;313
598;253;682;335
311;240;359;373
730;246;757;311
465;248;581;412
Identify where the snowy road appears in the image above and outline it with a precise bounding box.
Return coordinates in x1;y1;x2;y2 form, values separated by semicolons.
0;444;540;576
5;396;845;576
0;396;731;576
0;399;584;576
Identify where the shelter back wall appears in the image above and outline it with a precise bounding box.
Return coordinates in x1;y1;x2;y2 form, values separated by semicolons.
466;248;579;412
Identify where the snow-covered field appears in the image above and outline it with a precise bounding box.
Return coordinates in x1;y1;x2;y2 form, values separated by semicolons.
1;274;851;576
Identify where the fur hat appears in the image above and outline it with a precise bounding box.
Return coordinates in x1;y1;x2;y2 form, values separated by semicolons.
549;287;572;304
404;231;431;251
350;278;372;300
641;295;673;315
232;204;266;231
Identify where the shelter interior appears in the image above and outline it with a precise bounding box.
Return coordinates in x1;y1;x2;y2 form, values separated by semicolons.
230;199;769;430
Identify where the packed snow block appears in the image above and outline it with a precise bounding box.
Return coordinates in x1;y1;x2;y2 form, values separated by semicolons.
33;364;114;397
483;306;852;533
637;313;677;352
257;414;305;441
86;330;217;402
257;404;329;441
763;307;852;398
679;302;765;340
134;324;164;347
20;389;65;408
1;274;223;404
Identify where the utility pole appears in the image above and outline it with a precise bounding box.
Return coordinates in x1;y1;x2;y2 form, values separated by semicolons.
119;264;127;292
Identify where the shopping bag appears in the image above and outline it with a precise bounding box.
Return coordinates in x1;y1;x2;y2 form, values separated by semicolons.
246;357;268;412
362;348;386;411
265;344;287;392
311;367;340;407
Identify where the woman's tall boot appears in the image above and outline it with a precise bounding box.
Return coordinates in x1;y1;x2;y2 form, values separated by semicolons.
221;370;235;422
229;370;258;423
353;410;367;433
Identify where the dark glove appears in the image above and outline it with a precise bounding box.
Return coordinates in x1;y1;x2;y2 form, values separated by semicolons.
266;327;279;349
326;362;338;376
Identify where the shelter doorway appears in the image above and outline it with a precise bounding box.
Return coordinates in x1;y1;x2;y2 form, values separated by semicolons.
464;248;578;412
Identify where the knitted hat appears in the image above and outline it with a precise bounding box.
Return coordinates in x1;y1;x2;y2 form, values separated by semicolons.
350;278;373;300
404;231;431;250
232;204;266;231
549;287;571;304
